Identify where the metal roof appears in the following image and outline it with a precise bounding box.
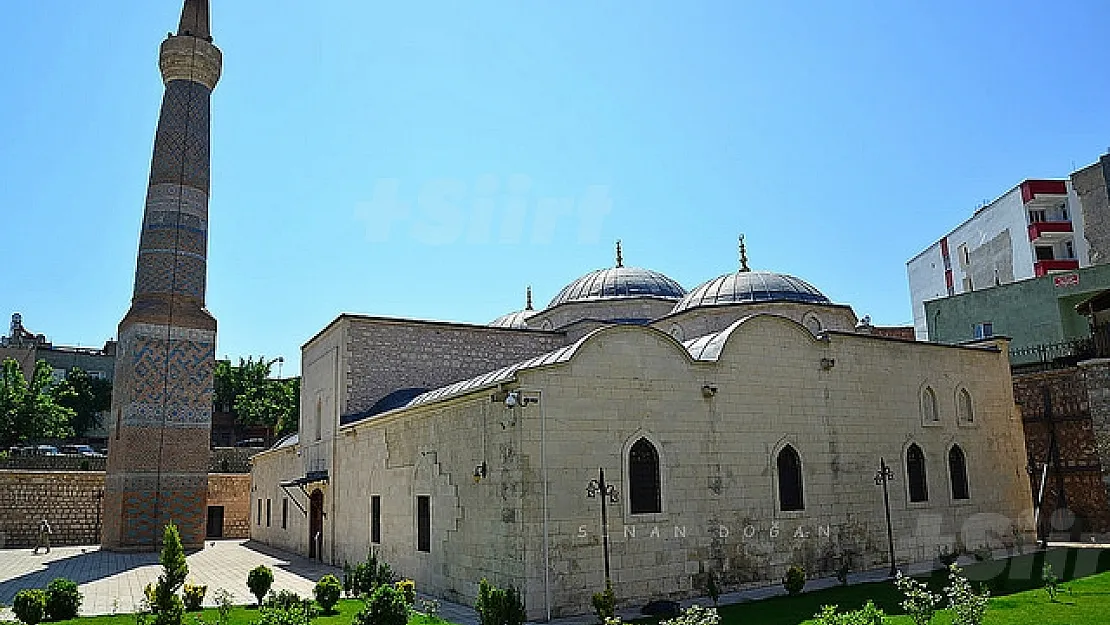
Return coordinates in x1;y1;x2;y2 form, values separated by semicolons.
672;271;830;314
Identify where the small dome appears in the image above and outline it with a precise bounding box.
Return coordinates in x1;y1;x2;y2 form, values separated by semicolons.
490;287;538;329
548;267;686;309
672;270;830;314
489;309;538;329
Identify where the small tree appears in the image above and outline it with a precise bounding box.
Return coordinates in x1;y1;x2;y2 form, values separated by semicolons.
314;575;342;614
395;580;416;607
895;571;941;625
945;564;990;625
704;572;721;607
148;523;188;625
1041;563;1060;602
247;566;275;608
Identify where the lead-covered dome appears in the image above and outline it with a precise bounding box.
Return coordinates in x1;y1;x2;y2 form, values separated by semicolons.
548;267;686;308
547;241;686;309
672;270;830;314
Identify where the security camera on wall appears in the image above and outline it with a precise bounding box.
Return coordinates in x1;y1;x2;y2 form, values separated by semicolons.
505;392;519;409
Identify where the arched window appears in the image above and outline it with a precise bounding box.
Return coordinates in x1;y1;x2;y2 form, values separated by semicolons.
922;387;939;423
949;445;970;500
958;389;974;424
777;445;805;511
906;444;928;503
803;314;823;335
629;438;662;514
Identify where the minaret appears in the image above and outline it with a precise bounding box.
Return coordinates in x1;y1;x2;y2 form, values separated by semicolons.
103;0;222;550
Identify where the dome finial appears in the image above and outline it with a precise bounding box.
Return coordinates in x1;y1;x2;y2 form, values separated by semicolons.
739;234;750;272
616;240;624;268
526;286;534;311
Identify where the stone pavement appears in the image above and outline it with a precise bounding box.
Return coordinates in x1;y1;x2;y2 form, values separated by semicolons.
0;540;478;625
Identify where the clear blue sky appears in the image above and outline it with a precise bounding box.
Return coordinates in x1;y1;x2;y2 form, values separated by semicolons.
3;1;1108;374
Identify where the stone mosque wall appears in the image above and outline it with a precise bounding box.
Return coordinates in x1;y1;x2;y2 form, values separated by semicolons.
252;318;1033;618
0;471;251;548
339;316;569;419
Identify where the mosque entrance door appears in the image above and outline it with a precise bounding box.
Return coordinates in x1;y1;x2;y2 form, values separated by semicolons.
309;489;324;560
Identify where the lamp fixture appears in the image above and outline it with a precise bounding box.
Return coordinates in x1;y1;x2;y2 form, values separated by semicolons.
820;358;836;371
473;462;488;482
701;384;718;398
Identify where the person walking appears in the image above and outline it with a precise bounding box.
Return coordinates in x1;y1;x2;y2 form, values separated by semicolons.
32;519;52;554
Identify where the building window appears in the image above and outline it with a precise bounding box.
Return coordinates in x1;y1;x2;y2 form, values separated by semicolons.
416;496;430;553
777;445;804;512
961;276;973;292
973;323;993;340
921;387;939;423
958;389;974;424
282;498;288;530
1029;209;1047;223
371;495;381;544
629;438;662;514
906;444;928;503
315;397;323;441
257;499;262;526
1065;240;1075;259
1035;246;1055;261
949;445;970;500
265;499;271;527
958;244;970;267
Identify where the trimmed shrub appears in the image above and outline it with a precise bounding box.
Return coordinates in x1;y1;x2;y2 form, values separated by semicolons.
182;582;207;612
660;605;719;625
314;575;342;614
256;603;317;625
395;580;416;606
346;550;395;597
591;579;616;620
783;565;806;596
44;578;82;621
354;584;408;625
265;590;304;610
247;566;275;608
13;589;47;625
475;579;526;625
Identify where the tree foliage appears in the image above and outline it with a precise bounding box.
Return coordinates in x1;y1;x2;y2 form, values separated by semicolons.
213;357;299;435
0;359;75;449
51;367;112;437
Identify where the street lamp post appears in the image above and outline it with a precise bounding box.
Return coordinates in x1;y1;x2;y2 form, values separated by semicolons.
874;457;897;578
586;467;619;582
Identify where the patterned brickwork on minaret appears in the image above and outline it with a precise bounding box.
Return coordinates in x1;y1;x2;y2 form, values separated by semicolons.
102;0;222;551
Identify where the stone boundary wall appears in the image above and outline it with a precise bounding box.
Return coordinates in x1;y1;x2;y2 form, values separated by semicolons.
0;448;255;473
0;471;251;547
0;471;104;548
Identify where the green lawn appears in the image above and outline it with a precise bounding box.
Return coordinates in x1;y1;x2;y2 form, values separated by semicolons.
28;600;452;625
704;547;1110;625
8;549;1110;625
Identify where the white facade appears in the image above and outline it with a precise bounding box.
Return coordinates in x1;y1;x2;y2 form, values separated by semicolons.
907;180;1088;339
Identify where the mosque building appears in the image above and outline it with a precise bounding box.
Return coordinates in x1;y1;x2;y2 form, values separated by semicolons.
250;240;1033;618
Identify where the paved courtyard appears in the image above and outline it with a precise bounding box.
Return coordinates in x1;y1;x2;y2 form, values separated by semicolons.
0;540;480;623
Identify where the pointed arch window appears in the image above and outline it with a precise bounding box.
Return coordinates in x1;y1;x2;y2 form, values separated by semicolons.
906;444;929;503
315;397;323;441
958;389;974;424
922;386;939;423
949;445;970;500
629;438;662;514
777;445;805;511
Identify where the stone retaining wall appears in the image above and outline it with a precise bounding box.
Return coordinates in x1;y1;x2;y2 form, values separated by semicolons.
0;471;251;548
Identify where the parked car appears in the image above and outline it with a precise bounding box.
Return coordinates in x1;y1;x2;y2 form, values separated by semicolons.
59;444;106;457
34;445;60;456
234;438;265;448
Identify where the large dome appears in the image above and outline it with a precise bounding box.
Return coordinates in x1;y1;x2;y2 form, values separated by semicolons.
548;267;687;309
672;270;830;314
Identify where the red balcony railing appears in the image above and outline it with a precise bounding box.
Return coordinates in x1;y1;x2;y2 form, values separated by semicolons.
1028;221;1074;240
1034;259;1079;277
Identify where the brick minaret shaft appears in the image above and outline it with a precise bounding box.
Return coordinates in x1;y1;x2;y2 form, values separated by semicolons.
102;0;222;551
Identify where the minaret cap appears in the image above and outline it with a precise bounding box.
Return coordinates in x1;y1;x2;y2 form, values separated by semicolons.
525;286;534;311
616;240;624;268
739;234;750;272
178;0;211;40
